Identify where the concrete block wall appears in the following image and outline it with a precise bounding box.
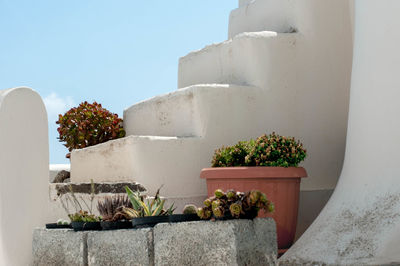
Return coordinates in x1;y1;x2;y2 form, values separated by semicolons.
33;218;277;266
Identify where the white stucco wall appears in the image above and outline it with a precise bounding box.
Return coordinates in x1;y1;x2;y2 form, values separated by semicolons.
72;0;354;201
282;0;400;264
0;87;49;266
179;0;353;191
72;84;279;198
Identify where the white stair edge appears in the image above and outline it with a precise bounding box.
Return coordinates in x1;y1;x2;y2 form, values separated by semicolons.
178;31;297;89
123;83;257;138
229;0;296;38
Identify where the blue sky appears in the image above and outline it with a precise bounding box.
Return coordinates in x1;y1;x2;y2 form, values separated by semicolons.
0;0;237;163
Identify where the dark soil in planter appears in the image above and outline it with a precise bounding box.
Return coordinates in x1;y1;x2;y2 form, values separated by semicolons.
100;221;132;230
46;223;72;229
169;214;201;223
131;216;169;228
71;221;102;231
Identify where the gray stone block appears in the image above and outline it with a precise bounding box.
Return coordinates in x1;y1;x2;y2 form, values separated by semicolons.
153;218;277;266
87;228;154;266
32;229;87;266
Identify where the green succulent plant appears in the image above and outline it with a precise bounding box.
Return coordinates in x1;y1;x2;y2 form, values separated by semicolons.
229;202;242;218
211;141;252;167
68;210;101;222
246;132;307;167
196;189;274;220
59;179;100;223
183;204;198;214
203;198;212;207
212;206;225;218
226;189;237;201
197;207;212;220
211;132;306;167
214;189;225;199
211;199;222;210
57;219;70;225
122;186;175;218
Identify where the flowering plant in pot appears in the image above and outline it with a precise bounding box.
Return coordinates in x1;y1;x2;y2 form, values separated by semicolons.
201;132;307;251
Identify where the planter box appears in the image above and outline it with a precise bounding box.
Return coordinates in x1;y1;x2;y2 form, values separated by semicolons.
32;218;277;265
201;166;307;250
154;218;277;265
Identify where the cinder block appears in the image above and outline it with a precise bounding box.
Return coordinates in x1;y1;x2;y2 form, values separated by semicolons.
87;228;154;266
32;229;87;266
153;218;277;266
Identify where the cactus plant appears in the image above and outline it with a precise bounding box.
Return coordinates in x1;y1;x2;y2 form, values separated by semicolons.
182;204;198;214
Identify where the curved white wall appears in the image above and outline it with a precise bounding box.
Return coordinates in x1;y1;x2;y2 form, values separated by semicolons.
282;0;400;264
0;87;49;266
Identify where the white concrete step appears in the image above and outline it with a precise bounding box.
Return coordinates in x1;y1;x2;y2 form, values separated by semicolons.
229;0;296;38
71;134;206;198
72;84;286;197
228;0;353;41
178;31;297;89
238;0;253;7
123;83;268;139
123;85;201;138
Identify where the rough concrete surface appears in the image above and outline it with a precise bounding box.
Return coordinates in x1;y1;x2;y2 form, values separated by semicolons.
153;218;277;266
32;229;87;266
87;228;154;266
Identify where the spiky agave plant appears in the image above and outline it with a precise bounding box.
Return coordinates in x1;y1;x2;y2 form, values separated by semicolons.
97;195;132;221
122;186;176;218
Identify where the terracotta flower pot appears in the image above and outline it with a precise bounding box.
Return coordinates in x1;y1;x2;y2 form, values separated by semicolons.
200;166;307;250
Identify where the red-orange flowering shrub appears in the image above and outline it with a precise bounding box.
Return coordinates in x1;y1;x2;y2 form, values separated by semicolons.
57;101;126;155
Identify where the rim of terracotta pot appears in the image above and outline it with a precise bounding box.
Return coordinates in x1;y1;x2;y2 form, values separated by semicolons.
200;166;307;179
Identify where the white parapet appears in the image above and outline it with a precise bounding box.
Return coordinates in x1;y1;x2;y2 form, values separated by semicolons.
281;0;400;264
0;87;49;266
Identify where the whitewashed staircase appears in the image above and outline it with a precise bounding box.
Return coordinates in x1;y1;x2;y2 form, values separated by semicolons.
70;0;353;213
